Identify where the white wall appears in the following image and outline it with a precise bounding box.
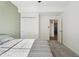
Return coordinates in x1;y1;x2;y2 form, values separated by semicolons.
63;2;79;55
0;2;20;38
40;12;61;40
21;12;39;39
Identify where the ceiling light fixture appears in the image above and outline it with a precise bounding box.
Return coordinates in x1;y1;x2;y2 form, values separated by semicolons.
38;1;42;3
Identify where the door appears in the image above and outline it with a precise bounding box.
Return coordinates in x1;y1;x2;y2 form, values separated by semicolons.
49;18;63;44
50;20;54;40
58;17;63;44
21;13;39;39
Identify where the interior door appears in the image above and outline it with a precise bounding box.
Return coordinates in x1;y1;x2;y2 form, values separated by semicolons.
50;20;54;39
58;17;63;44
21;13;39;39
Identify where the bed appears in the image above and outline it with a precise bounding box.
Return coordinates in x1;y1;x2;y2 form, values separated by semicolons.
0;34;35;57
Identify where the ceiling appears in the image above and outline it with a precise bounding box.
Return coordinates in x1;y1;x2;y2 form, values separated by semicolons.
11;1;69;13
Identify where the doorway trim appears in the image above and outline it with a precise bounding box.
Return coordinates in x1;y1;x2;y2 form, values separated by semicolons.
49;18;63;44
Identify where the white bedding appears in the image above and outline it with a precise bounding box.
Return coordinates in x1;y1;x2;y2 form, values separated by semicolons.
13;39;35;48
0;35;14;45
0;39;35;57
0;35;13;40
1;48;30;57
0;39;22;48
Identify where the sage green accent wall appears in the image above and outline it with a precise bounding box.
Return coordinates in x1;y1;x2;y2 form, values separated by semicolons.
0;1;20;38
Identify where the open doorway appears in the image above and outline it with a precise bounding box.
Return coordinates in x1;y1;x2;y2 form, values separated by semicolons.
50;20;58;40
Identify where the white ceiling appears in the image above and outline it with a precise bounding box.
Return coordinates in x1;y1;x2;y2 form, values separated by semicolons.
11;1;69;13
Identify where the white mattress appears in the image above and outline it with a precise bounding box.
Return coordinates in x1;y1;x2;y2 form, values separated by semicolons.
0;39;35;57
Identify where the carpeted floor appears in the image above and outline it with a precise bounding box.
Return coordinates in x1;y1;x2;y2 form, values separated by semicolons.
28;39;53;57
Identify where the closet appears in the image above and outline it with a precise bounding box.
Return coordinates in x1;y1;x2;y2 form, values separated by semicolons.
21;13;39;39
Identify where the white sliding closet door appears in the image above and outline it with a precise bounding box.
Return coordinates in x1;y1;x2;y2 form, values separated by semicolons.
21;13;39;39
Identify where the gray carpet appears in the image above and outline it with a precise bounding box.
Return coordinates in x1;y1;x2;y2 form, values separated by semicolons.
28;39;53;57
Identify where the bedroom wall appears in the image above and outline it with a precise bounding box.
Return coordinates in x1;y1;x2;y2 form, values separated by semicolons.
0;2;20;39
39;12;61;40
63;2;79;55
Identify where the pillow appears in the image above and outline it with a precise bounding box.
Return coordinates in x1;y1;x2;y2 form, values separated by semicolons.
0;35;10;39
0;35;14;45
0;41;2;45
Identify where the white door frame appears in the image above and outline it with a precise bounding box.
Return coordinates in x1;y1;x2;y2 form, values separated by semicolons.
49;17;63;44
57;16;63;44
